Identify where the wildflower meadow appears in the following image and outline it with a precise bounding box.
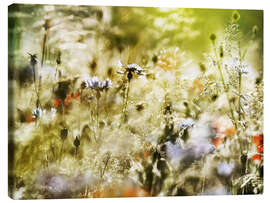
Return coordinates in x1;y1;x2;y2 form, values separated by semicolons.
8;4;263;199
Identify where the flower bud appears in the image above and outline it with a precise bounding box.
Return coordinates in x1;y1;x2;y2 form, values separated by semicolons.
210;33;216;41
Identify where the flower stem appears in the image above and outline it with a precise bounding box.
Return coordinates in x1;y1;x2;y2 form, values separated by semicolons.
238;41;242;122
95;92;100;142
122;80;130;123
213;44;236;126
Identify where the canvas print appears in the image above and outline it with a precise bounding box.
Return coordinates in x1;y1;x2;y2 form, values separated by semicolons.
8;4;263;199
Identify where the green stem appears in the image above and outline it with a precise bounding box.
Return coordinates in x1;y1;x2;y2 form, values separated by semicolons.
95;94;99;142
41;32;47;67
122;80;130;123
101;155;110;178
238;72;242;121
213;44;236;126
238;41;242;122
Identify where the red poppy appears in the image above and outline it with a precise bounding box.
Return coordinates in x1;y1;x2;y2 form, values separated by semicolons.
257;145;264;153
252;154;262;161
54;99;62;108
212;136;223;147
64;94;72;105
253;134;263;146
73;92;80;99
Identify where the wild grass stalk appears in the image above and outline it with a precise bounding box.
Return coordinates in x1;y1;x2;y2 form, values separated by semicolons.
211;35;244;154
212;38;236;126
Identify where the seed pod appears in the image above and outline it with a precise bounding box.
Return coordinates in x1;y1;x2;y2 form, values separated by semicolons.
99;120;105;129
96;10;103;21
199;62;206;72
255;77;262;85
136;103;144;111
44;19;50;30
152;55;158;63
211;94;218;102
219;46;224;58
81;81;87;89
107;67;113;77
232;10;240;23
89;60;97;72
56;50;61;65
60;128;68;141
183;101;188;107
74;136;80;148
29;53;38;67
127;71;133;81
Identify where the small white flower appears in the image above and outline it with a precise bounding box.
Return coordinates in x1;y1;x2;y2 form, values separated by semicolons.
117;60;144;75
126;64;143;75
179;118;195;129
32;107;45;119
50;108;57;119
84;77;112;91
239;66;249;75
118;60;123;67
89;76;101;90
101;78;112;90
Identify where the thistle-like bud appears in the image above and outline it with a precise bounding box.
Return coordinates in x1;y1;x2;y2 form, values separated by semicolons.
232;10;240;23
28;53;38;67
199;62;206;72
152;55;158;63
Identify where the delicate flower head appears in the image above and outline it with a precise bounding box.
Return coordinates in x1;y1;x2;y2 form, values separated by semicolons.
32;107;45;119
101;78;112;90
87;76;101;90
117;60;144;76
83;77;112;91
126;64;143;75
179;118;195;129
239;66;249;75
